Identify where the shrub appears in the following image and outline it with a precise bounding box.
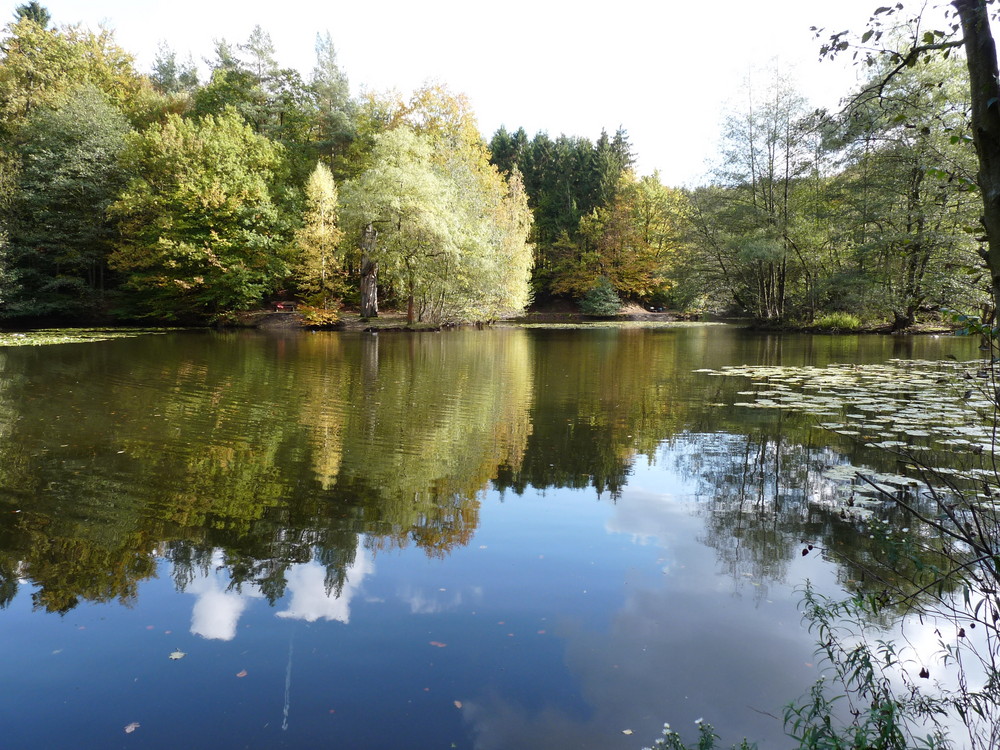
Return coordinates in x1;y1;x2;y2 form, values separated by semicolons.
579;276;622;316
299;305;340;327
813;312;861;331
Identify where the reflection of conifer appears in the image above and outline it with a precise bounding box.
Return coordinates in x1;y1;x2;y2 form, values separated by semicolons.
0;559;19;609
317;532;359;598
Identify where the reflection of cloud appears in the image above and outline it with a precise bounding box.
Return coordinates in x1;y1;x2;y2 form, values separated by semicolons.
462;582;815;750
605;488;687;575
182;550;375;636
460;486;816;749
276;553;373;623
187;561;263;641
398;586;472;614
191;588;250;641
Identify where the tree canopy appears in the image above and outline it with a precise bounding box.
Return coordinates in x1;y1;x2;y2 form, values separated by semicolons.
109;111;287;320
0;2;994;328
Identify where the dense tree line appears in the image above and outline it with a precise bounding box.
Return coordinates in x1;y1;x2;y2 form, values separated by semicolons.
487;36;991;328
671;57;984;329
489;126;688;309
0;2;993;327
0;5;533;324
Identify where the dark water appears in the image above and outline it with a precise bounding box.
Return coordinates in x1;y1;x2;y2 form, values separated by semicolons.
0;325;981;749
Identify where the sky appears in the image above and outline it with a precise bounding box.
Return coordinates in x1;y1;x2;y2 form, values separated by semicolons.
38;0;931;185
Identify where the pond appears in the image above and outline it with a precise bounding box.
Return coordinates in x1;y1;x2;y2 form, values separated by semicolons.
0;324;985;749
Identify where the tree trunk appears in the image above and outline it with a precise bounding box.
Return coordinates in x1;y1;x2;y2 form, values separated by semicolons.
954;0;1000;313
406;274;415;324
360;222;378;318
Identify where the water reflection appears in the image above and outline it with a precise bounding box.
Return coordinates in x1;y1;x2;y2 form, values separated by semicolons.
0;326;987;748
0;327;983;614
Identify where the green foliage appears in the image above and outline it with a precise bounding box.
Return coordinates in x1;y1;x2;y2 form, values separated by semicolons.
150;42;198;94
0;17;144;136
14;2;50;27
578;276;622;315
3;85;131;319
291;160;344;306
109;111;288;321
488;125;641;303
341;118;533;324
812;312;861;331
310;32;355;178
298;304;339;327
783;586;950;750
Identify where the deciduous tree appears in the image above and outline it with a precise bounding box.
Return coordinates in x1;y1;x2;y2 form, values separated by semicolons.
3;85;130;319
109;111;287;321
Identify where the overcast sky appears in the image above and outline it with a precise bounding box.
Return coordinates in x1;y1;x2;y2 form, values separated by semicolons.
38;0;935;185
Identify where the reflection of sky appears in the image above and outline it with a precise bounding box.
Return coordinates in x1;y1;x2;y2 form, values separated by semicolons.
450;458;836;749
186;551;264;640
399;584;477;614
277;554;373;623
185;551;373;638
188;574;259;640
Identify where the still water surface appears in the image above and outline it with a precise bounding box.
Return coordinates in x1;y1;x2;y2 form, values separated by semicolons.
0;325;981;749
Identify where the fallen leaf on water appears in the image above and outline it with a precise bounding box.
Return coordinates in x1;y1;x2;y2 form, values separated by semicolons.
168;650;186;660
124;722;140;734
453;701;463;709
236;669;247;678
429;641;447;648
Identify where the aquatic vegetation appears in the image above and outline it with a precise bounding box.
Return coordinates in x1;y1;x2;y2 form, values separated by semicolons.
0;328;175;347
697;357;995;465
698;357;1000;750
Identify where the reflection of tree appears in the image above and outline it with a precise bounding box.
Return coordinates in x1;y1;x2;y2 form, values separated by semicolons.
0;326;980;615
0;329;533;612
304;331;533;554
495;329;693;496
675;425;846;600
674;416;966;612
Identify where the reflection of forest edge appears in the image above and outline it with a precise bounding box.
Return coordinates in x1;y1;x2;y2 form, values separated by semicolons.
0;327;981;613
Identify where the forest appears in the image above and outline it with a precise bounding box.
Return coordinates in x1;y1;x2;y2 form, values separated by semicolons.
0;1;989;328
